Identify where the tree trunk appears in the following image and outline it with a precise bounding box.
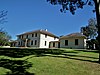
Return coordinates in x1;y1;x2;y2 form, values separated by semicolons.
94;0;100;63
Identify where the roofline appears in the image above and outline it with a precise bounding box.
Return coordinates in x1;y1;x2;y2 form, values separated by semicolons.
60;36;86;39
59;32;87;39
17;29;58;38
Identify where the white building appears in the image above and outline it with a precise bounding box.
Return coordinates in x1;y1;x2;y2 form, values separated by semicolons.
14;29;87;49
16;29;59;48
49;41;60;48
59;33;87;49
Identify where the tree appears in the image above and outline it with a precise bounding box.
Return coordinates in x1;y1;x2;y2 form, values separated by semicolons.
0;10;8;32
88;18;98;39
0;30;11;46
0;10;11;46
81;18;98;50
81;26;90;38
47;0;100;63
0;10;8;24
81;18;98;39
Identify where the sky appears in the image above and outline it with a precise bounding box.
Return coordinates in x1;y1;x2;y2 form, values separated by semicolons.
0;0;95;40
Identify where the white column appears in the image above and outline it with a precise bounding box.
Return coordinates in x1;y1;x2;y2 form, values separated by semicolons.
25;39;28;47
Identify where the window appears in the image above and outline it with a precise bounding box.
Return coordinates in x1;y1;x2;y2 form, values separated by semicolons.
19;36;21;39
45;34;47;38
35;33;37;37
26;35;28;38
45;41;47;46
21;35;23;39
18;42;20;45
53;42;55;47
31;40;33;45
65;40;68;46
35;40;37;45
21;41;22;46
75;39;78;45
54;37;56;40
32;34;34;37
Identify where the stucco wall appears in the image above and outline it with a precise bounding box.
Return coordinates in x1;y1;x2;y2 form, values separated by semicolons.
39;34;59;48
17;33;40;47
60;37;86;49
49;42;59;48
28;33;40;47
17;33;59;48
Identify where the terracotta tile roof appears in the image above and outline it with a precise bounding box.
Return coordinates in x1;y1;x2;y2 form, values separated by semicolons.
17;29;58;38
60;32;86;39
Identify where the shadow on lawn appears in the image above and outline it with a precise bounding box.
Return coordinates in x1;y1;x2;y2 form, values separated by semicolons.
0;59;34;75
0;48;63;58
0;48;99;63
51;54;99;63
34;50;99;63
62;53;98;59
37;53;99;63
74;49;99;53
0;48;35;58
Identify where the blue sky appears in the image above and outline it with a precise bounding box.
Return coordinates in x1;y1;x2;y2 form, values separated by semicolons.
0;0;95;40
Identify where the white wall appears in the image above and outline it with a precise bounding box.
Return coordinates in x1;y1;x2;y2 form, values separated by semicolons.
60;37;86;49
28;33;40;47
39;34;59;48
50;42;59;48
17;33;40;47
17;33;59;48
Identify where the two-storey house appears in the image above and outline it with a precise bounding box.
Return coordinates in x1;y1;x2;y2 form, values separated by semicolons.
16;29;59;48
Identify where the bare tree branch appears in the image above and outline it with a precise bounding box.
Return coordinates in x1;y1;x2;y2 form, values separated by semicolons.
0;10;8;24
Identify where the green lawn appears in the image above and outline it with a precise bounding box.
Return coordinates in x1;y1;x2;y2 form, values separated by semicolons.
0;48;100;75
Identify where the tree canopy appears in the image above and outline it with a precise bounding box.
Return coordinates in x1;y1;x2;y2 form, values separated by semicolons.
81;18;98;39
0;30;11;46
47;0;95;14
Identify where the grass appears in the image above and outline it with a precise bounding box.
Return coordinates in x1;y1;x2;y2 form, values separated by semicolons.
0;48;100;75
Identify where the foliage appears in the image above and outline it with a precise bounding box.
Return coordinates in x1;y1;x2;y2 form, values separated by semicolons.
0;10;11;46
86;39;99;49
0;30;11;46
47;0;95;14
81;18;98;39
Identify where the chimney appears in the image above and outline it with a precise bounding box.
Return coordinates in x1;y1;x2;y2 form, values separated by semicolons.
45;29;47;31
